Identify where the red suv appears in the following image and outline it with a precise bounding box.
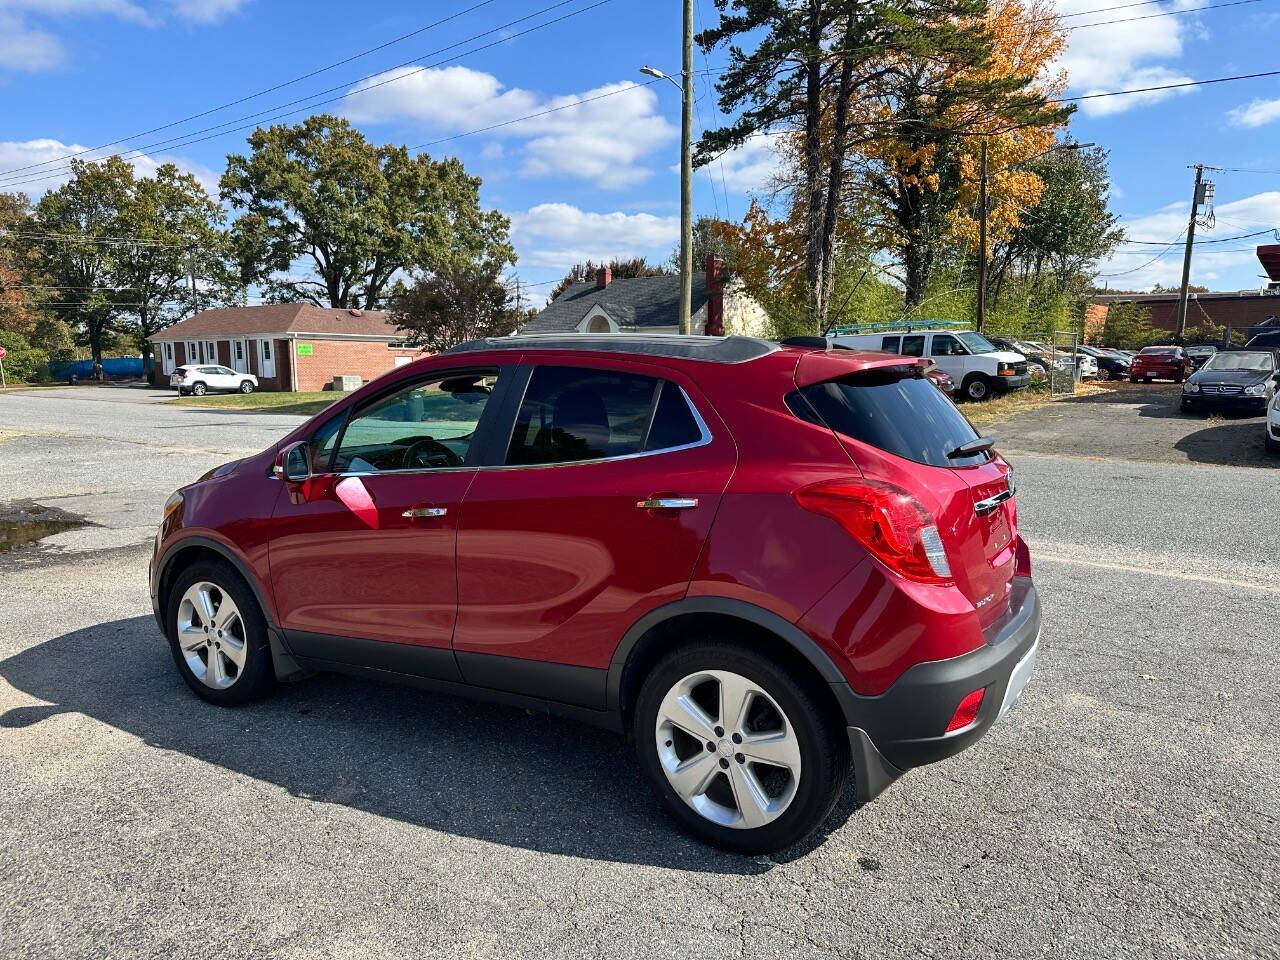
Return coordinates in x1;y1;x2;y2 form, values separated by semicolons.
150;336;1041;853
1129;345;1192;383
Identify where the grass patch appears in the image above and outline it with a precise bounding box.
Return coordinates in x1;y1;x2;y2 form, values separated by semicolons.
167;391;342;416
964;379;1112;429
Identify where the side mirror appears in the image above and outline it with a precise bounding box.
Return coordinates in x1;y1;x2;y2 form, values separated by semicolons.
279;441;312;482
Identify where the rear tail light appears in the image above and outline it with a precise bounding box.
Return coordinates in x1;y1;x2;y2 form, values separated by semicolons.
793;478;953;584
946;688;986;732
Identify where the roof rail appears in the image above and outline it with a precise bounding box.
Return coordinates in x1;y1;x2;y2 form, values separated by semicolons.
444;333;778;363
827;318;970;337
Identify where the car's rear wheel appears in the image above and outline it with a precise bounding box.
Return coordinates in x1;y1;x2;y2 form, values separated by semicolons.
191;382;207;396
962;374;991;402
634;640;847;854
239;380;255;394
165;560;274;706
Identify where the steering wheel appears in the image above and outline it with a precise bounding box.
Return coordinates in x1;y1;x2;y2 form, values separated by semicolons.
402;436;464;469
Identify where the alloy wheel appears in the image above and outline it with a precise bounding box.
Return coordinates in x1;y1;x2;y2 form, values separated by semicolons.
654;669;802;829
175;581;247;690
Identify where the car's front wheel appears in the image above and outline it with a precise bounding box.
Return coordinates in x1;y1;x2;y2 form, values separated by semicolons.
165;561;274;705
634;640;847;854
1266;431;1280;455
239;380;255;394
962;374;992;402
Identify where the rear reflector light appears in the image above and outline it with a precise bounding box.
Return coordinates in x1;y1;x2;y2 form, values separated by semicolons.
793;478;953;584
946;688;985;732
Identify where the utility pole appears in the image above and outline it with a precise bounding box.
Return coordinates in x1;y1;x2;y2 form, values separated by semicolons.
678;0;694;335
1175;164;1216;340
977;139;988;333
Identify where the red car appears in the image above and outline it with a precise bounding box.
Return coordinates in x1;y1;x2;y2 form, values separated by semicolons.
1129;345;1192;383
150;335;1041;853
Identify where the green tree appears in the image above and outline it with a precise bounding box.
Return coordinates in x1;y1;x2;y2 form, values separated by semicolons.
112;163;241;375
392;263;521;353
1100;301;1157;349
548;256;671;302
0;329;47;383
221;115;514;309
697;0;1026;329
26;158;133;372
987;142;1123;305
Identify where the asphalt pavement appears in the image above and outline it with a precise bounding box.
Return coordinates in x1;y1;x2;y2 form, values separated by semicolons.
1;384;1276;959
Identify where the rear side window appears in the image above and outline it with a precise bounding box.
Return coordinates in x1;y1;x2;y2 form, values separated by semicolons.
506;366;703;465
900;334;925;357
797;370;988;467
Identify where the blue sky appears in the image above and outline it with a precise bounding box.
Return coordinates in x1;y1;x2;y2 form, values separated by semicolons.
2;0;1279;304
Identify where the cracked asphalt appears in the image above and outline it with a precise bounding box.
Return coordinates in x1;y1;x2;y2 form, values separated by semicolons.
1;384;1276;959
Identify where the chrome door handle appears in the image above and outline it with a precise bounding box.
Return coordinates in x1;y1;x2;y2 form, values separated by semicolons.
402;506;447;518
636;497;699;510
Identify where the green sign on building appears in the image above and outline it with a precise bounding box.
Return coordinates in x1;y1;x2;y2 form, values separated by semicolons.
296;342;313;356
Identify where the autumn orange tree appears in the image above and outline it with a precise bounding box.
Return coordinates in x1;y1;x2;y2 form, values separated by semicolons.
852;0;1070;308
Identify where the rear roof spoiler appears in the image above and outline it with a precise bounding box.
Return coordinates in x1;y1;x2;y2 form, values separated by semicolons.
794;349;930;388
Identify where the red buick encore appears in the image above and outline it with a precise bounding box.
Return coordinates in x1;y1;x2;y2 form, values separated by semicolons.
150;335;1041;853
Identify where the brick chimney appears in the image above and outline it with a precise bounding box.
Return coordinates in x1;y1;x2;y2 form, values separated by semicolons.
596;266;611;289
704;254;725;336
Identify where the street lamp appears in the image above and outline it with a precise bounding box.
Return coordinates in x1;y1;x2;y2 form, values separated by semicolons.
640;10;694;333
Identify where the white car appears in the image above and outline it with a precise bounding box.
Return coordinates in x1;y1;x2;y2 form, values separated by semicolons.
1267;391;1280;456
171;364;258;396
831;328;1031;401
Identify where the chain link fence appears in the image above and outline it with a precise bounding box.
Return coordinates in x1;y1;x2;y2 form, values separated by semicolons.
1019;330;1080;396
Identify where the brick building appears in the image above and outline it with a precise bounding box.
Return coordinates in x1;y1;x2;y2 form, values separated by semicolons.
149;304;425;392
1087;244;1280;342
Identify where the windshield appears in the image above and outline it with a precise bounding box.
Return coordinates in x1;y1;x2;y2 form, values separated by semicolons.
957;332;997;354
1203;351;1274;372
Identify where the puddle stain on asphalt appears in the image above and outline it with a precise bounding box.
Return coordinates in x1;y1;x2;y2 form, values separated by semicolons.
0;501;87;553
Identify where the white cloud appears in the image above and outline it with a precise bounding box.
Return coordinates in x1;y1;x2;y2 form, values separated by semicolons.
1228;97;1280;128
713;137;783;194
508;203;679;269
162;0;248;22
0;0;243;71
0;13;63;71
1056;0;1196;116
1095;191;1280;289
342;66;676;189
0;138;220;196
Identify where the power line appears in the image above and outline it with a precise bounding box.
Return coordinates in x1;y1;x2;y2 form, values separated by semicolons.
0;0;503;181
0;0;614;192
1096;231;1187;276
1065;0;1264;30
1059;0;1195;17
1051;68;1280;104
1120;228;1278;244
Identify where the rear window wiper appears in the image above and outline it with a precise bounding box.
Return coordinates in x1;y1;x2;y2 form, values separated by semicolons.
947;436;996;459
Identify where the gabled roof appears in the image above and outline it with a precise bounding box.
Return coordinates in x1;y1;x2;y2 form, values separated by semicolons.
522;273;708;334
149;304;403;340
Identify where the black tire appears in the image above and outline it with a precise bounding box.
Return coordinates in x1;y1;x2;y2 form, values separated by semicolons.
1174;374;1185;384
191;381;207;396
1266;432;1280;456
1098;367;1112;382
962;374;992;402
239;380;255;394
1144;377;1153;384
1180;398;1196;414
164;559;275;706
1129;376;1138;384
633;639;848;855
176;388;186;397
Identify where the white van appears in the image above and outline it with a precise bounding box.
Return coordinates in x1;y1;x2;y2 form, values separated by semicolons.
830;328;1031;401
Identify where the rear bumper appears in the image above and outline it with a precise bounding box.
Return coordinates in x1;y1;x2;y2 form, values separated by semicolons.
834;577;1042;803
993;374;1031;391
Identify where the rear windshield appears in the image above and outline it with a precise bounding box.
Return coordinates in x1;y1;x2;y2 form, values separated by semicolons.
796;369;989;467
1139;347;1175;355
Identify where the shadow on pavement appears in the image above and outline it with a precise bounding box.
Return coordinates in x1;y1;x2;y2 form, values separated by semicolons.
1175;420;1279;467
0;616;858;872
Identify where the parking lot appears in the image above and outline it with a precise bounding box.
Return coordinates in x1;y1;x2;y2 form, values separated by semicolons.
1;383;1277;959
